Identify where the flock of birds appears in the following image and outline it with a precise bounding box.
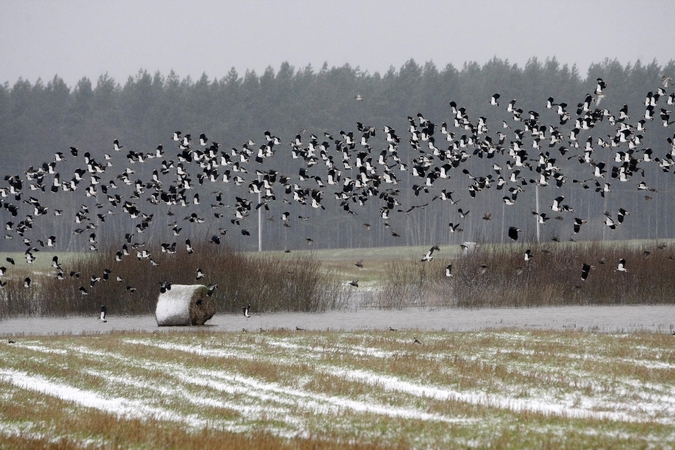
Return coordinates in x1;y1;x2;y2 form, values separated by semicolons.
2;74;675;322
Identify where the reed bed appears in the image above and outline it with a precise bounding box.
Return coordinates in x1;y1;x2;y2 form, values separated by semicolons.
3;240;675;318
376;240;675;309
0;241;346;319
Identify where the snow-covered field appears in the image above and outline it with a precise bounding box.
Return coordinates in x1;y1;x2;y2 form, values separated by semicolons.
1;320;675;448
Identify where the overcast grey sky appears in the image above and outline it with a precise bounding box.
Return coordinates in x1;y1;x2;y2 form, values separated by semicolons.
2;0;674;87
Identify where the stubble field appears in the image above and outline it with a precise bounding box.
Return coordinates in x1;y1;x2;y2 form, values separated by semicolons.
2;329;675;449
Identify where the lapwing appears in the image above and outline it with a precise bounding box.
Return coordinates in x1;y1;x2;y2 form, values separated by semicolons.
581;263;594;281
421;244;440;262
615;258;628;272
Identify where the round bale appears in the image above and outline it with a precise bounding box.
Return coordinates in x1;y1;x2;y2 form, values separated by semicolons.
155;284;216;326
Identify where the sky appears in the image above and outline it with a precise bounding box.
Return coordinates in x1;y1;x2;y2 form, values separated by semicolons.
2;0;674;87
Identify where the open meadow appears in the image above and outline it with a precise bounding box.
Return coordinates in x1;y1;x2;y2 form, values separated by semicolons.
2;329;675;449
3;241;675;448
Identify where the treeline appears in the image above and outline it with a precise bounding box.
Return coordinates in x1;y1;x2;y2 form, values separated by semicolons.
3;57;671;174
1;57;675;252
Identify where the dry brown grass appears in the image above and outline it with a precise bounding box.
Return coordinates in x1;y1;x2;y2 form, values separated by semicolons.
439;241;675;308
2;330;675;448
341;240;675;309
0;241;346;319
4;239;675;319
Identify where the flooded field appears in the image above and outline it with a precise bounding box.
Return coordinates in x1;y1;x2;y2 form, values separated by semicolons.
2;304;675;337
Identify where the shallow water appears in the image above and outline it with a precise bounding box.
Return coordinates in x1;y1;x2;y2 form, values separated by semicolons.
2;305;675;336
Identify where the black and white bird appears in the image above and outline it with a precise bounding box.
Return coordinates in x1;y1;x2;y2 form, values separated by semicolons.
242;304;251;318
196;268;205;280
594;78;607;104
445;264;453;277
99;305;107;322
507;226;521;241
573;218;587;234
421;244;440;262
581;263;594;281
207;284;218;296
159;281;172;293
617;208;630;224
615;258;628;272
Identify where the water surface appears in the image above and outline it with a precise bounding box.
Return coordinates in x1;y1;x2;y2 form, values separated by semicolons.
2;305;674;336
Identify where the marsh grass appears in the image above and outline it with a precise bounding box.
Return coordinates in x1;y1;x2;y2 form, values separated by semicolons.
1;330;674;449
448;241;675;308
0;240;346;319
374;240;675;309
4;240;675;318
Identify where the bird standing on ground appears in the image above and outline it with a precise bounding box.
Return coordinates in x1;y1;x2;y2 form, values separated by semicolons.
100;305;107;322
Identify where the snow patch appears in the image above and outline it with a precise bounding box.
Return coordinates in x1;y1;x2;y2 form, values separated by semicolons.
0;368;207;427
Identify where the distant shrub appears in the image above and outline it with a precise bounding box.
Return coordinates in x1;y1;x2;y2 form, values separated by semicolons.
3;240;675;317
445;241;675;308
377;256;453;309
0;241;346;318
368;240;675;309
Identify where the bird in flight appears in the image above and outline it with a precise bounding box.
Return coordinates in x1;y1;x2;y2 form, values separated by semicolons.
581;263;594;281
421;244;440;262
615;258;628;272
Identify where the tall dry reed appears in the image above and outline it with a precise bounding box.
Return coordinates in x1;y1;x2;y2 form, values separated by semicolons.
0;241;345;318
372;241;675;309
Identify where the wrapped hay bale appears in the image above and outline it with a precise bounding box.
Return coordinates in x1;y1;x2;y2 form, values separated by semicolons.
155;284;216;326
